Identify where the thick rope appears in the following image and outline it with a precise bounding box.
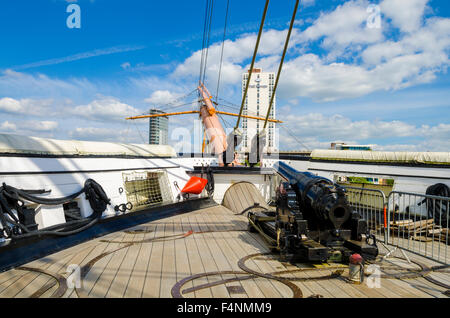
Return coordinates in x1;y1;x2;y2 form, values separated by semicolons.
263;0;300;130
235;0;270;130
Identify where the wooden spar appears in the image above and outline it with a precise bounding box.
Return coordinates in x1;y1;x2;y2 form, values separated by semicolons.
197;85;227;155
126;110;283;123
126;111;199;120
201;129;207;154
216;111;282;123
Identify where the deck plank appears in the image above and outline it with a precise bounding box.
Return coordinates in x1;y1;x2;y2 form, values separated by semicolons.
141;223;165;297
89;232;134;297
188;213;230;298
18;243;97;298
179;213;210;298
62;232;124;298
124;225;158;298
106;231;144;298
82;232;128;297
160;220;177;298
210;207;290;298
196;211;249;298
173;217;192;287
203;210;266;298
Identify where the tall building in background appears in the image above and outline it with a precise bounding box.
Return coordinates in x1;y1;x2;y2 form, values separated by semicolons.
148;109;168;145
240;68;277;153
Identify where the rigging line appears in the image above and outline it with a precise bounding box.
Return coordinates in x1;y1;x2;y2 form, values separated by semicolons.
202;0;215;85
156;100;199;112
235;0;270;130
215;0;230;102
124;120;131;143
132;120;147;144
216;103;240;110
264;0;300;130
217;113;230;129
141;90;198;115
217;96;242;107
145;90;197;113
199;0;210;85
199;0;211;85
280;124;310;151
136;102;194;117
216;101;270;117
159;89;197;106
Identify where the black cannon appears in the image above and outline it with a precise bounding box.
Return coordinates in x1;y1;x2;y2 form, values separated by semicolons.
248;161;378;263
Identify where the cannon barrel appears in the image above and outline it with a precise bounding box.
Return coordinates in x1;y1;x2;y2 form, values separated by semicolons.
273;161;352;229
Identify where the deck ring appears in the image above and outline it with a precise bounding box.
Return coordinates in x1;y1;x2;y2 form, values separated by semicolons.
367;255;432;281
238;253;345;282
17;266;68;298
171;270;303;298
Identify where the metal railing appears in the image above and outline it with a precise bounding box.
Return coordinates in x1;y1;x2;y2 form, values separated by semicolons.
344;186;387;243
387;191;449;264
343;186;449;264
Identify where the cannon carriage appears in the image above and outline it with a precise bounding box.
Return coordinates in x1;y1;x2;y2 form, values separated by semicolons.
248;162;379;263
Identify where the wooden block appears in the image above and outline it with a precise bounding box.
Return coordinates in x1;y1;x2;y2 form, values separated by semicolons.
390;220;413;226
412;235;433;242
402;219;434;230
427;228;442;235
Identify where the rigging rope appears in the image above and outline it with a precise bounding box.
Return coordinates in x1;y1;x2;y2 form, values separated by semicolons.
263;0;299;130
235;0;270;130
280;125;310;151
199;0;211;86
215;0;230;102
199;0;214;87
202;0;214;85
132;120;147;144
143;90;197;114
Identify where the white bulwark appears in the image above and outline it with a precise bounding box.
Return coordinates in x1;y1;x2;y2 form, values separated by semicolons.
240;68;277;153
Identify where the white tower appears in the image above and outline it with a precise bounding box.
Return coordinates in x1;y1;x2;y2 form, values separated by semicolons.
240;68;277;153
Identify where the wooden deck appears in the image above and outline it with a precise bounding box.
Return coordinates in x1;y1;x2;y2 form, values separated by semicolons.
0;204;449;298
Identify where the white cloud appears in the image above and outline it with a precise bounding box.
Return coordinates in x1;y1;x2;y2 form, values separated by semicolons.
10;45;145;70
70;127;116;140
362;17;450;66
0;97;55;116
167;0;449;103
70;97;141;122
299;0;384;54
0;121;17;131
24;121;59;132
144;90;181;105
121;62;131;70
69;126;147;143
0;70;96;100
172;28;292;87
380;0;429;33
279;113;450;151
281;113;416;140
0;98;23;113
302;0;315;8
0;120;58;136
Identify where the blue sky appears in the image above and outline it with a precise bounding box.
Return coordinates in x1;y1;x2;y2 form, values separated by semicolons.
0;0;449;152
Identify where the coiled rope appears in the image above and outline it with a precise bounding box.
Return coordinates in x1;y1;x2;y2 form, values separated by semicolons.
0;179;110;239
